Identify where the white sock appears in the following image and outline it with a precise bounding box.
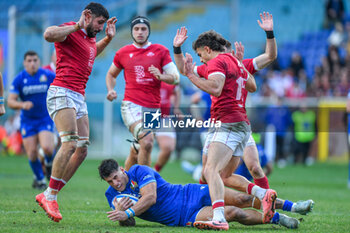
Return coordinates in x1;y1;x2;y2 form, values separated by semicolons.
44;187;57;201
212;200;226;222
213;207;226;222
291;203;296;212
251;185;267;200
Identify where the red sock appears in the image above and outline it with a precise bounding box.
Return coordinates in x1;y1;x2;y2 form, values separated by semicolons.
58;179;67;191
254;176;269;189
49;176;61;191
247;183;256;195
199;178;207;184
154;164;162;172
212;200;225;209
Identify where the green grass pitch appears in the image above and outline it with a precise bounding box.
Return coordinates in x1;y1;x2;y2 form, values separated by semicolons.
1;155;349;232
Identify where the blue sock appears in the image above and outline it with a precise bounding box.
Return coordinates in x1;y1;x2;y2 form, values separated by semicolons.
271;212;280;224
29;159;44;181
44;149;56;165
283;200;294;211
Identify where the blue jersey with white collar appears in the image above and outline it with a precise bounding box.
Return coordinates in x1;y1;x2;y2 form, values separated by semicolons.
105;165;211;226
10;68;55;119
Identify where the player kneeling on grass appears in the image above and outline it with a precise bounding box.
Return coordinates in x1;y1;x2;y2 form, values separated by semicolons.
98;159;313;229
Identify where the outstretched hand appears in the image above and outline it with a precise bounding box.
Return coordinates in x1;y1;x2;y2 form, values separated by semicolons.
105;17;117;39
184;53;196;77
233;41;244;62
257;12;273;31
173;27;188;47
107;210;128;222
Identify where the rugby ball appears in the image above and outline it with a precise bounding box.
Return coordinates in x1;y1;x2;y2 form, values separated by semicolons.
113;194;139;209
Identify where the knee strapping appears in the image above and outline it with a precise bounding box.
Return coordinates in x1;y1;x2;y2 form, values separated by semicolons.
77;136;90;148
59;131;79;143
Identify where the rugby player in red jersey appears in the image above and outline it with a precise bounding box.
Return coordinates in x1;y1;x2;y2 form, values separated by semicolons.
35;2;117;222
174;29;277;230
105;16;180;168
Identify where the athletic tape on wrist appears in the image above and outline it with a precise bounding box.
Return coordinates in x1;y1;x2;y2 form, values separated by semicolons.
125;208;135;218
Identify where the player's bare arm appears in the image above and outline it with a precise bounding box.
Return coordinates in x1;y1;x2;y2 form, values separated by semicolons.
96;17;117;56
148;65;179;85
0;72;5;116
7;93;33;110
44;9;91;42
107;182;157;221
173;27;189;75
106;63;122;101
184;53;225;97
255;12;277;69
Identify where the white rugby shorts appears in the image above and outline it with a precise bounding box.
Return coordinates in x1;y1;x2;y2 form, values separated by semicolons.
47;86;88;120
202;121;251;157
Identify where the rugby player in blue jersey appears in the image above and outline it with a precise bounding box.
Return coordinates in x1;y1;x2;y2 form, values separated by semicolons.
0;71;5;116
8;51;56;189
99;159;313;229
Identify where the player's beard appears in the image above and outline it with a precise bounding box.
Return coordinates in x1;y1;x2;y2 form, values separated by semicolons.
132;35;148;46
86;23;99;38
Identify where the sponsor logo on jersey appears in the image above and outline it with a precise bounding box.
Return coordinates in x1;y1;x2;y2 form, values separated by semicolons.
22;84;48;95
129;53;133;58
146;52;155;57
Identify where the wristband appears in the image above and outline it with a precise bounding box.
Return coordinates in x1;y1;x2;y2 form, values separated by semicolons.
125;208;135;218
0;97;4;105
265;31;274;39
173;46;182;54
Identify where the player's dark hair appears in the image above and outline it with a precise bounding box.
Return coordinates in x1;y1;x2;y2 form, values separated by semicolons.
98;159;119;179
24;51;38;60
85;2;109;20
192;30;226;52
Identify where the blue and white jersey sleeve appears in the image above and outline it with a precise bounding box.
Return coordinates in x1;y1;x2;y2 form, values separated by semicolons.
10;74;21;95
130;165;157;189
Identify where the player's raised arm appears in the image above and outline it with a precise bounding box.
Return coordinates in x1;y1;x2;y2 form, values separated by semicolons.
0;72;5;116
173;27;189;75
44;9;91;42
254;12;277;69
96;17;117;56
106;63;122;102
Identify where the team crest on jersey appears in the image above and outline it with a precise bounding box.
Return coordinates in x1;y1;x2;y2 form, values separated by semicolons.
146;52;155;57
130;180;138;191
23;79;27;84
39;74;47;82
129;53;134;58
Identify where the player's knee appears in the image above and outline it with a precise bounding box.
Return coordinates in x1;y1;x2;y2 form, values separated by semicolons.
60;141;78;155
41;146;54;156
27;150;38;161
139;136;154;152
203;165;215;179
